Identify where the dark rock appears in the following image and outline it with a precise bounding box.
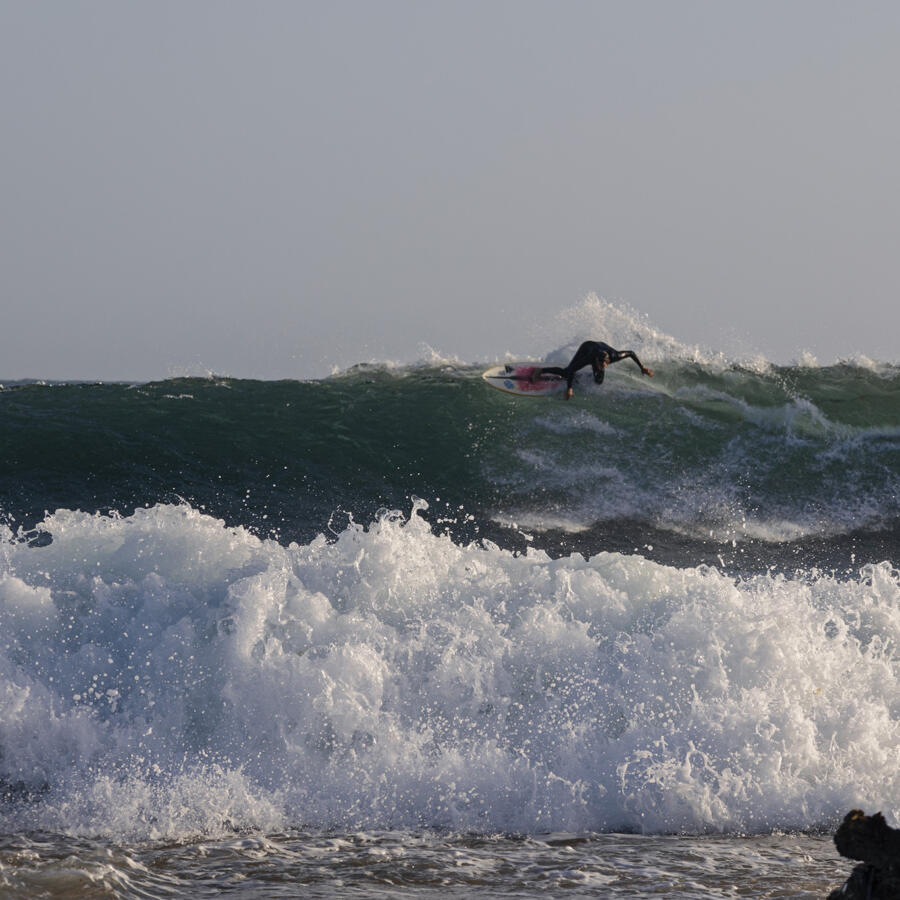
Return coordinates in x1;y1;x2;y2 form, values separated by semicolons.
828;810;900;899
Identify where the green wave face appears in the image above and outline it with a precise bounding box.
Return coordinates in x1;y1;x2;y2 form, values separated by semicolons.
1;362;898;568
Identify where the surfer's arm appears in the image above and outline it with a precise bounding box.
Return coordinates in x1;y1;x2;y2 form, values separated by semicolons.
616;350;654;377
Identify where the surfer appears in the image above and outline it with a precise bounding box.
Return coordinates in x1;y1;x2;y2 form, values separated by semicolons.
533;340;653;399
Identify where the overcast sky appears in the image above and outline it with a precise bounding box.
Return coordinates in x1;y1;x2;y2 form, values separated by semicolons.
2;1;899;380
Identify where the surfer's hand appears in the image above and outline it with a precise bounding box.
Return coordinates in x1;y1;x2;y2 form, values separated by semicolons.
565;388;573;400
642;367;654;377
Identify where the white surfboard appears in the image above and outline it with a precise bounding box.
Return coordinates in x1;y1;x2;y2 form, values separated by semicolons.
482;364;569;397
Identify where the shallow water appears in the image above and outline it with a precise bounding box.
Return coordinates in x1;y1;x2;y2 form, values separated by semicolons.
0;830;850;899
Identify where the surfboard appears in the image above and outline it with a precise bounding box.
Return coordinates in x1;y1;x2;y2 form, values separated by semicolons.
482;364;569;397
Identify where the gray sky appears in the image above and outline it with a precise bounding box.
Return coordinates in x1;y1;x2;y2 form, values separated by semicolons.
2;0;899;381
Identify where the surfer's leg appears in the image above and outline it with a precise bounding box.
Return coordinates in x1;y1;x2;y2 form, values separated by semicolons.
532;365;567;384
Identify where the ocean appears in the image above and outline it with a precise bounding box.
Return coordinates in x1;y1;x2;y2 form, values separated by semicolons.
1;313;899;897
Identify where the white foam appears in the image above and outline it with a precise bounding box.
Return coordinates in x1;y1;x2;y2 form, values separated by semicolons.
673;385;834;440
327;347;470;379
542;295;898;371
317;296;900;379
795;353;900;374
540;294;737;370
1;503;899;839
532;408;619;437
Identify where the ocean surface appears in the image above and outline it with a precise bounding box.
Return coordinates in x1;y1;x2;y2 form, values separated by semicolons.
2;310;899;896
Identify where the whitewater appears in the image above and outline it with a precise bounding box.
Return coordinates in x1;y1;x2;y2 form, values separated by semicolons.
1;299;898;896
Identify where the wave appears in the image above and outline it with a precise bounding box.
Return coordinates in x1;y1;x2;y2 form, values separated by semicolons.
1;502;899;839
1;352;899;566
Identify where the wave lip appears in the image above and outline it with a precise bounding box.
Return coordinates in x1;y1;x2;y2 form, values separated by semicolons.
2;503;899;839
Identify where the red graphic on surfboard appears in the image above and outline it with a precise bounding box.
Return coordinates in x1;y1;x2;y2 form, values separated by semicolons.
481;364;569;397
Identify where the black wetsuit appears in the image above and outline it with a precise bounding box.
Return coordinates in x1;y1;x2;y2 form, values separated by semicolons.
540;341;647;390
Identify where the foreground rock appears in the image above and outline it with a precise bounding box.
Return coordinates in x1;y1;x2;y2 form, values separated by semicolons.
828;809;900;899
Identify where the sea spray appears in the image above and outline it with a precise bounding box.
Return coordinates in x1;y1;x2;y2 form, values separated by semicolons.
2;502;899;840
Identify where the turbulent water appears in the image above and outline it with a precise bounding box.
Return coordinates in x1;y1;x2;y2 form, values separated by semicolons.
1;305;899;896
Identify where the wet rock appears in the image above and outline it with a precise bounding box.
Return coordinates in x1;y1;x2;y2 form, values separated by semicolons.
828;810;900;899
